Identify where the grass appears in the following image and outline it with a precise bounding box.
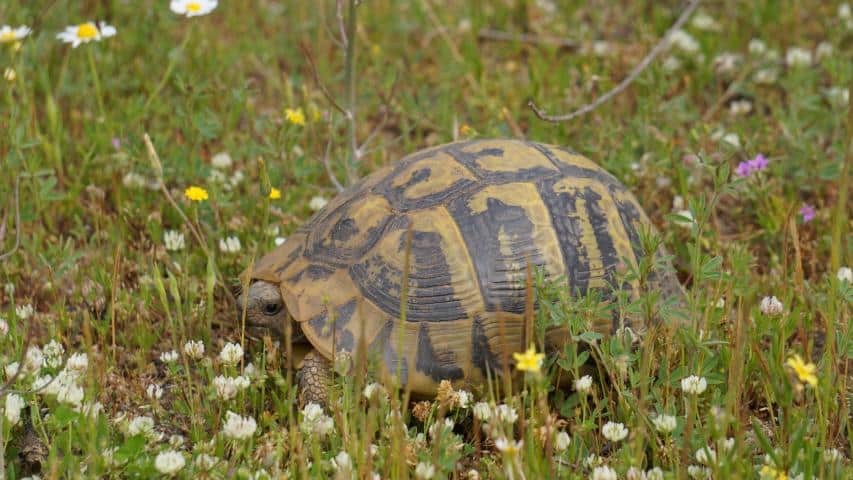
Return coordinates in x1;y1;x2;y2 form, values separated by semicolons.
1;0;851;478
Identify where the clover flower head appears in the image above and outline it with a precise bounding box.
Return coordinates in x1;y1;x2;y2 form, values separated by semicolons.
799;203;816;223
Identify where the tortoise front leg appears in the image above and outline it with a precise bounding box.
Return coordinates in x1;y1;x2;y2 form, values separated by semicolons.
297;348;331;408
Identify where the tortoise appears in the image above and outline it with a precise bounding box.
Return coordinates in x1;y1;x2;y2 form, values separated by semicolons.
236;139;681;405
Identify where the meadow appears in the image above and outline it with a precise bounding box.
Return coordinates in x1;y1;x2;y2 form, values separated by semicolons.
0;0;851;478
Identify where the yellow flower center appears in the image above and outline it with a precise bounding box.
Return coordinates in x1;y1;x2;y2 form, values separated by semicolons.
77;23;98;40
186;2;202;12
0;31;17;43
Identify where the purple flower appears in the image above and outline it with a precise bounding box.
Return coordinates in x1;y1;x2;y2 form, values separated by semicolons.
735;161;752;177
111;137;122;150
799;203;816;223
748;153;769;171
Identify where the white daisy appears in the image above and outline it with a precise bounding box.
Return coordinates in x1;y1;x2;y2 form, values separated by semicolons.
170;0;218;17
56;22;116;48
0;25;31;44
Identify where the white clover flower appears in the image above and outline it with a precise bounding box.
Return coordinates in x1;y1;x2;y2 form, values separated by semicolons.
815;42;833;60
714;53;742;75
127;415;157;438
219;236;242;254
825;87;849;108
662;56;682;72
300;402;334;436
4;282;14;296
646;467;665;480
23;346;43;373
331;451;352;475
668;29;699;53
66;353;88;376
585;454;604;468
211;151;233;169
183;340;205;359
160;350;179;363
43;340;65;369
4;393;26;425
754;68;779;85
229;170;244;188
575;375;593;393
77;401;103;418
695;446;717;465
591;465;618;480
208;169;227;184
785;47;812;67
243;362;261;381
729;99;752;116
0;25;31;43
601;422;628;442
672;195;685;211
555;431;571;451
195;453;220;470
455;389;471;409
653;414;677;433
274;236;287;246
16;303;34;319
590;41;613;57
415;462;436;480
691;12;720;31
837;266;852;283
495;404;518;424
57;21;116;48
720;132;741;148
363;382;385;401
823;448;845;463
5;362;21;380
309;196;328;211
169;434;185;448
472;402;491;421
213;375;250;400
759;296;784;316
146;384;163;400
55;376;84;406
31;374;54;394
154;450;185;475
163;230;185;251
748;38;767;56
122;172;149;189
0;317;7;336
222;410;257;440
219;342;244;366
687;465;711;479
170;0;218;17
715;298;726;309
681;375;708;395
495;437;523;455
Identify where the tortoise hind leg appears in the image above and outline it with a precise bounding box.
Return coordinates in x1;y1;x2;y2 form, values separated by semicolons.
297;349;332;408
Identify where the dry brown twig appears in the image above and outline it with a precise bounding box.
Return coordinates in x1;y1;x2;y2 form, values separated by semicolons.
528;0;702;123
478;28;578;50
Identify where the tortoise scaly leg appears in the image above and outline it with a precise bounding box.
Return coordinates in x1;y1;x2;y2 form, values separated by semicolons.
297;349;332;408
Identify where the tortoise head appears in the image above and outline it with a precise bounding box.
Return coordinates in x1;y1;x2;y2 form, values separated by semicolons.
235;280;304;342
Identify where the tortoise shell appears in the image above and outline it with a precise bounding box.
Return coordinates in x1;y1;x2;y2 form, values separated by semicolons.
249;140;678;394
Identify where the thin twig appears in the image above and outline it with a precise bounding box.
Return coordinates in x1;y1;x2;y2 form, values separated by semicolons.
477;28;578;49
0;176;21;262
322;118;345;192
299;42;349;118
528;0;701;123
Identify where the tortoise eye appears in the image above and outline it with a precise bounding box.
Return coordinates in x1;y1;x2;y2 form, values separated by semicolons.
263;302;282;316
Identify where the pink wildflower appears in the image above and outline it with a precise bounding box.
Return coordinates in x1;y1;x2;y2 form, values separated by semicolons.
799;203;816;223
735;161;752;177
748;154;769;171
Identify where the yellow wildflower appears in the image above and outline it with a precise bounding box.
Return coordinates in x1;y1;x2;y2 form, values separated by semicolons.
459;124;475;137
513;344;544;373
269;187;281;200
184;186;209;202
759;465;788;480
785;354;817;387
285;108;306;126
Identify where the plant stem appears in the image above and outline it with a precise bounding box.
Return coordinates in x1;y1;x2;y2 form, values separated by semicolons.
143;25;193;115
86;47;106;121
343;0;358;184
